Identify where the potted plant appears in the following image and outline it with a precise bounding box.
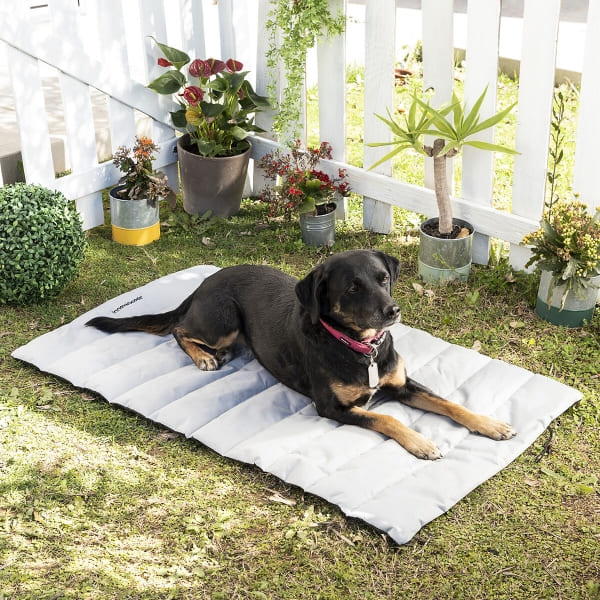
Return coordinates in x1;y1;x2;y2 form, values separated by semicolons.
522;200;600;327
110;136;175;246
258;140;350;246
368;86;518;283
265;0;346;140
148;39;270;217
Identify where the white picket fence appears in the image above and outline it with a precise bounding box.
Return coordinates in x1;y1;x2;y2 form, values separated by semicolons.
1;0;599;270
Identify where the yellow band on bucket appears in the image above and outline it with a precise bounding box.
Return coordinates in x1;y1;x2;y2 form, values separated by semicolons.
112;222;160;246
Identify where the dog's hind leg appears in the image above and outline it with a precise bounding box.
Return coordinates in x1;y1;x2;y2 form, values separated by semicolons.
171;295;243;371
172;326;239;371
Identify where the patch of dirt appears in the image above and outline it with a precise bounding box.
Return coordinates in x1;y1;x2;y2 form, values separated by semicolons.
422;219;473;240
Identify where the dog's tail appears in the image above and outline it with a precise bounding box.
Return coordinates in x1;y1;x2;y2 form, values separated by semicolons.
86;294;193;336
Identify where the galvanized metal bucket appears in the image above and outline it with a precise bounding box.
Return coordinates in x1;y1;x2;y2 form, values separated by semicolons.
109;185;160;246
418;217;474;284
535;269;599;327
300;203;336;246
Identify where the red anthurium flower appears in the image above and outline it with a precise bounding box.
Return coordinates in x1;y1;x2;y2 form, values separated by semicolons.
206;58;226;75
180;85;204;106
189;59;211;78
157;58;172;67
226;59;243;73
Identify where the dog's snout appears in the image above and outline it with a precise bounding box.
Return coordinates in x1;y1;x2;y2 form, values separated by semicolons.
386;304;401;320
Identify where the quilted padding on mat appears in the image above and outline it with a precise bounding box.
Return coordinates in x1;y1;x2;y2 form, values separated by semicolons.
12;265;581;544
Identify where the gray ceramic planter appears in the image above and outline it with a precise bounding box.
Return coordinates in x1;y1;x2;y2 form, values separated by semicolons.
177;134;250;217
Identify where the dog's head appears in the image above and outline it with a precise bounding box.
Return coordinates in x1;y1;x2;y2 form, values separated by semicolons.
295;250;401;337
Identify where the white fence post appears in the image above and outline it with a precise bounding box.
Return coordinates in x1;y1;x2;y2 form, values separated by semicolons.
573;0;600;213
252;0;276;197
362;0;395;234
509;0;561;271
93;0;137;155
318;0;347;218
462;0;502;265
48;0;104;228
422;0;454;195
6;44;55;187
180;0;206;60
139;0;179;193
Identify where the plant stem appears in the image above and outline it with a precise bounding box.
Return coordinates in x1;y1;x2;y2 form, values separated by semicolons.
432;138;453;234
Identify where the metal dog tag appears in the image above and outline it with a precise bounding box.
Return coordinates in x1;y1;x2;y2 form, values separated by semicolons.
368;358;379;388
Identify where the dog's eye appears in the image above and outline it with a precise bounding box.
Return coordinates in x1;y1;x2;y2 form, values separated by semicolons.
348;281;361;293
379;274;390;286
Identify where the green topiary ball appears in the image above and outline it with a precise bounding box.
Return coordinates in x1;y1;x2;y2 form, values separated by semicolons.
0;183;87;304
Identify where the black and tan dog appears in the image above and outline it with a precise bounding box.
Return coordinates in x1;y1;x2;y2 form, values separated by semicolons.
87;250;515;459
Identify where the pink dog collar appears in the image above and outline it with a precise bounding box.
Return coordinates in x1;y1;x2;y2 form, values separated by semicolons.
319;318;386;355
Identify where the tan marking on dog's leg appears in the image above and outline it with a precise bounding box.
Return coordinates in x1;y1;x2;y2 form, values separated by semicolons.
330;381;373;406
176;335;219;370
173;328;239;371
351;406;442;460
408;391;516;440
186;330;239;351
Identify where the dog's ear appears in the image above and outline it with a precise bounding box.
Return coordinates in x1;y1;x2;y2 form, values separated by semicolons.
374;251;400;286
295;264;327;324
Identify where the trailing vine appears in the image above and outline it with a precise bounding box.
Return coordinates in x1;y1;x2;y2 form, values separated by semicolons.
266;0;346;140
546;88;567;220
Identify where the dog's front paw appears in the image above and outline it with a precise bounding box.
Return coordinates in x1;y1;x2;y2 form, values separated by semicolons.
471;416;516;441
404;430;443;460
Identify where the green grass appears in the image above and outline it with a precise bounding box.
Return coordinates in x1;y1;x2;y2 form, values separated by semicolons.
1;71;599;599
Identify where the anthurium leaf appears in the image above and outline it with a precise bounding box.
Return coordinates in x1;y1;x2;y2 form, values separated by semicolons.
229;125;249;140
200;102;225;118
208;78;228;93
195;140;218;157
241;82;271;107
148;70;186;94
222;70;247;92
170;108;187;128
148;36;190;69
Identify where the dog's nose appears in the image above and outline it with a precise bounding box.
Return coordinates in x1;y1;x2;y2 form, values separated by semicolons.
385;304;401;320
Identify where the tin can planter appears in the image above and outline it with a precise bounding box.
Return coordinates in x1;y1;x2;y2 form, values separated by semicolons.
109;185;160;246
418;217;474;284
535;269;599;328
177;134;250;217
300;202;337;247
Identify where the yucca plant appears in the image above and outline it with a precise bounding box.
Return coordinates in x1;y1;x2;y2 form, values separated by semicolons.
369;86;518;237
